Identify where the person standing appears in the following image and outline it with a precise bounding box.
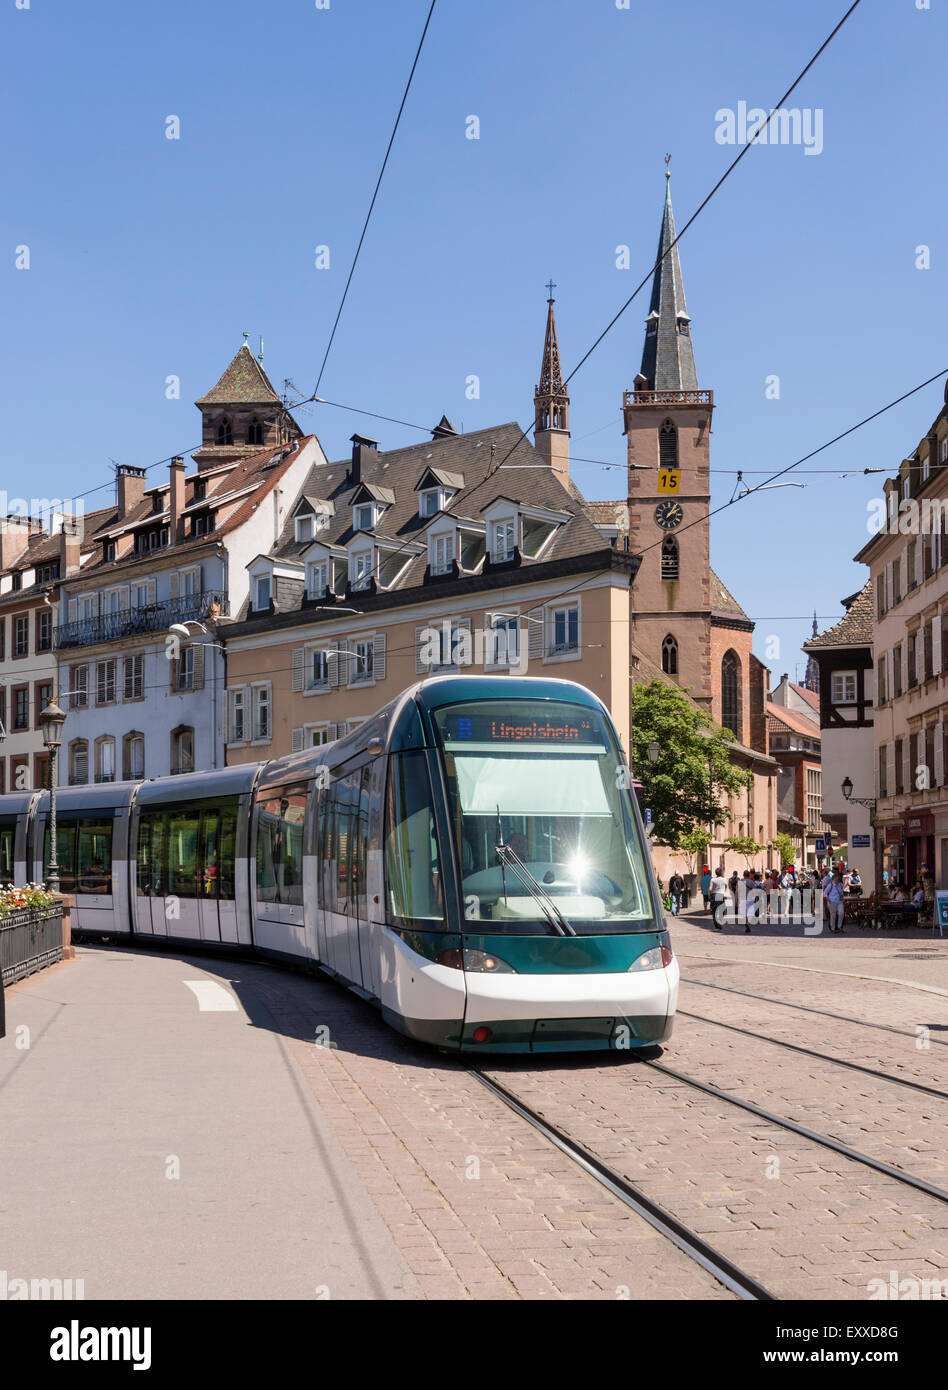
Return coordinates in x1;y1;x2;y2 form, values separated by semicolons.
700;866;712;913
822;868;846;934
668;871;685;916
709;866;728;930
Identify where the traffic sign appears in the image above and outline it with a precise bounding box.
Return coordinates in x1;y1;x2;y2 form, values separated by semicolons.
814;837;826;854
657;469;681;494
645;808;652;824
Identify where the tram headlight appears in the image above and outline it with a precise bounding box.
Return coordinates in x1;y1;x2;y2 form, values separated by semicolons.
628;945;674;971
435;949;517;973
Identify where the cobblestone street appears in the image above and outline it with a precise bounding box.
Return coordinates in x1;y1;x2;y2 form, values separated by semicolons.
3;909;945;1301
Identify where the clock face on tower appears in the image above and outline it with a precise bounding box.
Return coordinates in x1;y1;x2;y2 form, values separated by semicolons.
654;500;683;530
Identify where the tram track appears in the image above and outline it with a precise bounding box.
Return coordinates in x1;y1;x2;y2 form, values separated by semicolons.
679;974;948;1048
469;1068;777;1301
676;1009;948;1101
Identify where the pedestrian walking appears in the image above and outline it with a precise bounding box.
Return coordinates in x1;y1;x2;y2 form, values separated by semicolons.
700;865;712;912
709;866;728;930
822;868;846;933
668;872;685;916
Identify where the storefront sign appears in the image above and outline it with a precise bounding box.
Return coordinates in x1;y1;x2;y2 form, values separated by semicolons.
905;814;935;835
885;826;903;843
935;891;948;938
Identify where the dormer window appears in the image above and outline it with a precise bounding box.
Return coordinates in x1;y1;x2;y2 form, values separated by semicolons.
192;479;206;502
491;519;516;563
420;488;441;519
103;540;116;563
430;533;454;576
253;575;271;611
307;559;329;599
296;515;314;543
351;550;373;591
354;503;376;533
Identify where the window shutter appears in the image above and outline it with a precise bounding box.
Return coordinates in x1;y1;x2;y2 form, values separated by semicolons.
196;564;203;593
292;648;304;692
936;722;945;788
415;625;431;674
915;632;923;685
291;727;304;754
885;562;892;609
935;618;943;676
374;631;386;681
327;644;340;688
169;572;180;600
886;743;894;796
192;643;205;691
904;738;912;792
147;580;156;605
123;658;132;702
915;542;923;588
68;597;78;624
455;617;471;667
528;607;544;660
169;655;177;693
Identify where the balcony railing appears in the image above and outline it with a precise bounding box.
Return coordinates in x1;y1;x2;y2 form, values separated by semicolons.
54;590;229;651
623;389;713;407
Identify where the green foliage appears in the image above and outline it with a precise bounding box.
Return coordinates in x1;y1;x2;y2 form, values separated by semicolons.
670;827;712;876
630;682;753;845
769;832;796;868
725;835;766;867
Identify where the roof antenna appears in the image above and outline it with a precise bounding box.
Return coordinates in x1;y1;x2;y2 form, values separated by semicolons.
242;331;250;349
258;336;264;363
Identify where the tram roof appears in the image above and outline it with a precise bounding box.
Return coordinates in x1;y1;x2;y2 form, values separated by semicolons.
411;674;605;712
132;763;264;808
34;781;140;815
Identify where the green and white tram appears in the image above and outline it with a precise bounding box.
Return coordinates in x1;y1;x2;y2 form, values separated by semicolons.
2;677;677;1053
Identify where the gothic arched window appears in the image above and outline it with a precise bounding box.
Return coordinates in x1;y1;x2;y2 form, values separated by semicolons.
247;416;264;446
662;634;678;676
216;416;233;446
722;649;742;741
659;419;678;469
661;535;679;581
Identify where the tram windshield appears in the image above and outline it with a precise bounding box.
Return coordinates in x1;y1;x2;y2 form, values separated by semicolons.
433;699;657;934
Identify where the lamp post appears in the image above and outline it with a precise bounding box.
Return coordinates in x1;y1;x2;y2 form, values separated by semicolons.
39;697;67;894
169;621;226;769
647;740;659;765
841;775;878;888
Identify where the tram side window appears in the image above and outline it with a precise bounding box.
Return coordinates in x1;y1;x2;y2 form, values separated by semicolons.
169;809;201;899
44;819;113;895
255;786;307;906
0;822;15;882
317;770;365;914
384;753;445;926
137;802;237;901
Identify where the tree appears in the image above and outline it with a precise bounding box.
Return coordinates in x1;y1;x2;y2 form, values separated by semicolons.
725;835;766;870
670;826;712;878
769;832;796;868
630;681;753;845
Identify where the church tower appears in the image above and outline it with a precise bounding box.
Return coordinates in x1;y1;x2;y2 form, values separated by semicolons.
192;338;302;471
533;286;570;487
624;173;714;710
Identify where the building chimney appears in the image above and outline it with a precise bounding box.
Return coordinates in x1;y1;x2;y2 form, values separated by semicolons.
349;434;379;486
0;515;31;568
58;516;81;576
116;464;148;517
169;457;186;543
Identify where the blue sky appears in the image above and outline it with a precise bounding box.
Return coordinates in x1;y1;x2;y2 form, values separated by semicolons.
2;0;943;681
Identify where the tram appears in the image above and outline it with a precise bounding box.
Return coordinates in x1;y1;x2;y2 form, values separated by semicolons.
0;677;677;1052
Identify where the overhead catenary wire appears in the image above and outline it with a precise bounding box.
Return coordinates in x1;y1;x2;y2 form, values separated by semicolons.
312;0;438;398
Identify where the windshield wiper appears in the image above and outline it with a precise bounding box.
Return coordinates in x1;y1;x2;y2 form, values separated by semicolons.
495;840;576;936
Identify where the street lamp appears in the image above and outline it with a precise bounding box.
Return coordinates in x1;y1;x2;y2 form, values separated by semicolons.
39;697;67;894
169;621;226;770
647;741;660;765
841;776;876;809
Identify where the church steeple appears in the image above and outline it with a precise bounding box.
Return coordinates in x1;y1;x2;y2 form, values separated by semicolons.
533;285;570;487
639;172;698;392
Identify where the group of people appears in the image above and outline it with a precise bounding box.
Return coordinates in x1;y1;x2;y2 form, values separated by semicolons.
881;868;935;918
684;862;864;933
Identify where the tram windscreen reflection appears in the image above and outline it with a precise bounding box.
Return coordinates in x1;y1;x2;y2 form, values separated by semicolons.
433;701;655;933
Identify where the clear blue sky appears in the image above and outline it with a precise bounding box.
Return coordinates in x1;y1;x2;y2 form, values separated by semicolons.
2;0;943;681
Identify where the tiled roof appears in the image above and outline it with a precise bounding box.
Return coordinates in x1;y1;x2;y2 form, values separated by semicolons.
196;344;282;406
789;682;820;712
803;579;873;650
587;500;629;528
253;422;607;617
767;705;822;741
73;439;315;579
709;569;751;622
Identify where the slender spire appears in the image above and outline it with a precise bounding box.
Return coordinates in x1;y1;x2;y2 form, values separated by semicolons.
639;172;698;391
534;285;568;435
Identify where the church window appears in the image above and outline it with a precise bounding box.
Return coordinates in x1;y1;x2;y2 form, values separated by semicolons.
722;650;742;742
659;420;678;469
247;417;264;446
217;417;233;446
661;635;678;676
661;535;679;581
